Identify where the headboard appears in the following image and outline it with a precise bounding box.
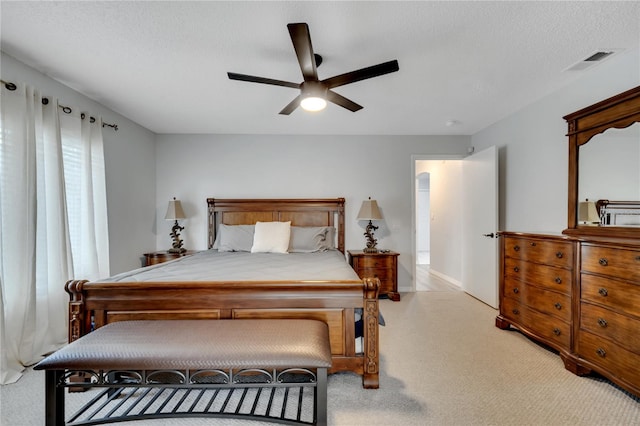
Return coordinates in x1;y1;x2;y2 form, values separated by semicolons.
207;198;346;253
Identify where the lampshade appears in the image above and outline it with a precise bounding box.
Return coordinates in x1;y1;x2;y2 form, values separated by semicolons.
165;198;186;220
357;198;382;221
578;200;599;224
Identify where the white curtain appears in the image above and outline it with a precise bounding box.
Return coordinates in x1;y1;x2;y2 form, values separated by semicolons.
0;82;109;384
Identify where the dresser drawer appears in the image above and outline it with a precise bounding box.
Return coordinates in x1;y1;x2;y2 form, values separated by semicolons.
581;303;640;353
505;257;572;294
504;237;573;268
581;245;640;281
501;297;570;349
578;330;640;387
504;279;571;322
581;274;640;319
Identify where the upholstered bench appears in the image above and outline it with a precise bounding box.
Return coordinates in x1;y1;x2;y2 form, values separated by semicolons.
35;319;332;426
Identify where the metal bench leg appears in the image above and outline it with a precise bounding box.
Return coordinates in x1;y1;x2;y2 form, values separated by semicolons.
45;370;65;426
315;368;327;426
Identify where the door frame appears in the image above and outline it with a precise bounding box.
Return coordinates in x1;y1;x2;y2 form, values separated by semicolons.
410;154;465;292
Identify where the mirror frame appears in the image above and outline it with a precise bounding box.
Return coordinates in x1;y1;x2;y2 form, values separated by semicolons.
563;85;640;239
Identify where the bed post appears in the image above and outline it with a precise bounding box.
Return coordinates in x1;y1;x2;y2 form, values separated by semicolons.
65;280;88;343
337;198;345;254
362;277;380;389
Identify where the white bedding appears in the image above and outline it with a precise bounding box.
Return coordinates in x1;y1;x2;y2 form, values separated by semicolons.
103;249;361;283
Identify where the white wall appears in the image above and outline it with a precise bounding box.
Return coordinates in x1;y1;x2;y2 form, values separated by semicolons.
1;53;157;274
472;48;640;234
155;134;470;292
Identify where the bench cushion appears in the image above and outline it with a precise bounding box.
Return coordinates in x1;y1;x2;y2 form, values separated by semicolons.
35;319;332;371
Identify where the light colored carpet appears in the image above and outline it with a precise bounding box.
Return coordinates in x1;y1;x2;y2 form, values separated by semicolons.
2;291;639;425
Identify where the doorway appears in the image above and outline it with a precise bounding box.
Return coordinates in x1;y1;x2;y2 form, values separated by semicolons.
413;156;464;292
412;147;499;307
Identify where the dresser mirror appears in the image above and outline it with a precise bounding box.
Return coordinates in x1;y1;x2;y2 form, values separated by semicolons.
564;85;640;238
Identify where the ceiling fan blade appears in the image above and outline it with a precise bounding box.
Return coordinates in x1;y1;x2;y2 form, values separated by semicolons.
279;95;302;115
323;60;399;89
227;72;300;89
287;23;318;82
326;90;363;112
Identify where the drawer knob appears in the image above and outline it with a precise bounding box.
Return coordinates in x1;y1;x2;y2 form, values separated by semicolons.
553;327;561;336
598;288;608;297
556;252;563;259
512;309;520;315
513;288;519;294
554;302;562;310
554;277;562;284
530;242;536;247
636;256;640;262
596;348;607;358
598;318;608;328
513;245;520;252
599;258;608;266
513;266;520;272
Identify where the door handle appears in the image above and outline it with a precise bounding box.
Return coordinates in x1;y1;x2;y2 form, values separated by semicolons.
482;233;495;238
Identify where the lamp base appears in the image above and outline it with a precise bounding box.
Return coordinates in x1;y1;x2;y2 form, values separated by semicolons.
363;247;379;253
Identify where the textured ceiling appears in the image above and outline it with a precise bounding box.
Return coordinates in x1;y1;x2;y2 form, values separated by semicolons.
2;1;639;135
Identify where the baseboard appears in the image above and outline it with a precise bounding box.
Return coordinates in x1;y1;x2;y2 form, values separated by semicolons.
427;269;462;288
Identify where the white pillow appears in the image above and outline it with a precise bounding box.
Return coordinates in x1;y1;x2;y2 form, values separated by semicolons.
251;221;291;254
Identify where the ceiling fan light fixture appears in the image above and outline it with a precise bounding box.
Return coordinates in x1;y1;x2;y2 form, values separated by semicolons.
300;81;327;112
300;96;327;112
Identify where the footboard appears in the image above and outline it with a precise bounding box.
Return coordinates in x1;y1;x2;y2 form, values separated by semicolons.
66;277;380;388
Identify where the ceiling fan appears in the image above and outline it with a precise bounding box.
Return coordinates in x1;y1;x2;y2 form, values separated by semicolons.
227;22;399;115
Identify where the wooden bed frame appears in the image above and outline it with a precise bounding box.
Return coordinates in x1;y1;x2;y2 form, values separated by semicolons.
66;198;381;388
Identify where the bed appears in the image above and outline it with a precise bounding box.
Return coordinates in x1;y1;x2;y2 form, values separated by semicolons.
65;198;381;388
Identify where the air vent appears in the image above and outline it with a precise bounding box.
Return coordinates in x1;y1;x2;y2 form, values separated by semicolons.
564;49;622;72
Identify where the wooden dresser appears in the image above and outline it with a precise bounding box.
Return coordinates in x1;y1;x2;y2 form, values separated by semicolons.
496;233;575;355
577;239;640;395
497;232;640;397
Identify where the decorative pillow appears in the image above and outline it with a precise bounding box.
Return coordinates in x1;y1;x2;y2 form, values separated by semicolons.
251;221;291;254
289;226;336;252
214;224;255;252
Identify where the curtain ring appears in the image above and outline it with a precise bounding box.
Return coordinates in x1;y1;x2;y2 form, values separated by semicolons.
42;98;49;105
90;116;96;123
5;82;17;91
62;106;72;114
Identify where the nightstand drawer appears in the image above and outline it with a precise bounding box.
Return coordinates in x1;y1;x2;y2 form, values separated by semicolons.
355;256;395;269
356;267;393;281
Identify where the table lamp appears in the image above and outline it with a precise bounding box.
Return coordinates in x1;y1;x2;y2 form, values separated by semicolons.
357;197;383;253
165;197;187;253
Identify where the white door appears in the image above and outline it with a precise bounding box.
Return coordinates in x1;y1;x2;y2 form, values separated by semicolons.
462;146;499;308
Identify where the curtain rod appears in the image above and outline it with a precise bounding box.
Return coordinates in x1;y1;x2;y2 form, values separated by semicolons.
2;78;118;131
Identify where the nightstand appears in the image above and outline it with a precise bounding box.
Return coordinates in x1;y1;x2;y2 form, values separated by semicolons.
143;250;197;266
348;250;400;301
